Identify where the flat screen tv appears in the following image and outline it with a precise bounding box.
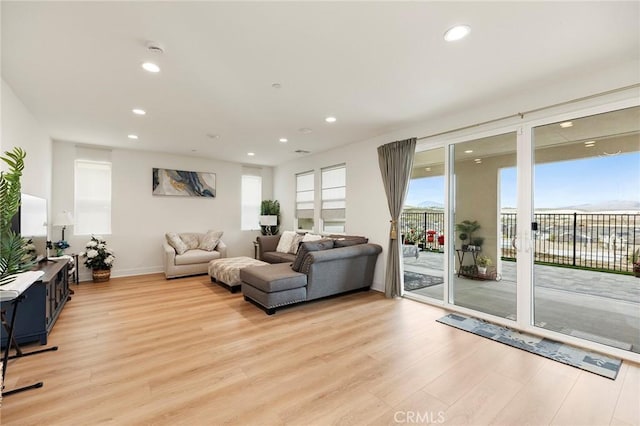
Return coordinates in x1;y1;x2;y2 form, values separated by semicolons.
11;193;48;261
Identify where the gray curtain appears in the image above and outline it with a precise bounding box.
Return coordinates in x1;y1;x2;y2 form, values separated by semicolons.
377;138;416;298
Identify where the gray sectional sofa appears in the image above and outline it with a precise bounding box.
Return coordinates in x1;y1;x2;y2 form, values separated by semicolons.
240;237;382;314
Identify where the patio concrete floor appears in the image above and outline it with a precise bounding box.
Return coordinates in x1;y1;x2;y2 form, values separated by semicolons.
403;250;640;354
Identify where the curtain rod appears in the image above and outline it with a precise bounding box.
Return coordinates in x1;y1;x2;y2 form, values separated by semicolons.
417;83;640;142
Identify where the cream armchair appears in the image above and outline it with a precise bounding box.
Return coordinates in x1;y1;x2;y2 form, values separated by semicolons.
162;231;227;279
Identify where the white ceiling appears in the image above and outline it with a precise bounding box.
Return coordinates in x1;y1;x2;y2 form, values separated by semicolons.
2;1;639;166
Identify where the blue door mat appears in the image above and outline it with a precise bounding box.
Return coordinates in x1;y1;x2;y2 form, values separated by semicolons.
437;313;622;380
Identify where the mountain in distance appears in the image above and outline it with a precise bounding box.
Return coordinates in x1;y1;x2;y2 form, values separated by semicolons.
513;200;640;212
404;201;444;209
410;200;639;212
411;200;444;209
554;200;640;212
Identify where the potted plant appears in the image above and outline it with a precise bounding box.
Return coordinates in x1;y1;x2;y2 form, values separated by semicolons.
404;228;420;245
80;236;115;282
53;240;70;256
476;255;492;275
456;220;480;250
632;249;640;278
260;200;280;236
0;147;35;286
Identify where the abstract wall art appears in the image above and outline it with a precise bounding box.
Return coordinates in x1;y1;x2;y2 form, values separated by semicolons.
152;168;216;197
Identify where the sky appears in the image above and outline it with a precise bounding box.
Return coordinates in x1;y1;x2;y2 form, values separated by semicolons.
406;152;640;209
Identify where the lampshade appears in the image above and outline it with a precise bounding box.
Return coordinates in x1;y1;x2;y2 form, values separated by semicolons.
259;215;278;226
53;211;74;227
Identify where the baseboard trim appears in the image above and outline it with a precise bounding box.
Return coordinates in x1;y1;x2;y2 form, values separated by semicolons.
78;266;164;282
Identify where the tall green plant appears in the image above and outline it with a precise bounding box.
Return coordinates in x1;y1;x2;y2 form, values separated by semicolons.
455;219;481;247
0;147;33;285
260;199;280;235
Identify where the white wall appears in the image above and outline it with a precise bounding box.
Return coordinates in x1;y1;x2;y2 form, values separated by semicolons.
52;141;273;281
1;79;52;201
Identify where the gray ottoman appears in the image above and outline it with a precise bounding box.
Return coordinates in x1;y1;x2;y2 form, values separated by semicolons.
240;263;307;315
208;256;268;293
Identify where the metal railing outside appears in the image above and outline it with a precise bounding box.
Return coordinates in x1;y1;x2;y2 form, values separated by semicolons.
401;210;640;274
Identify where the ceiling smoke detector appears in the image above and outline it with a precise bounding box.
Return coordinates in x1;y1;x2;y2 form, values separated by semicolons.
145;41;164;54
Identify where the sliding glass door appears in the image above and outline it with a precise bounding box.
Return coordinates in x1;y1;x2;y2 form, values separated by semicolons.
405;102;639;359
449;132;518;319
402;148;445;301
532;106;640;354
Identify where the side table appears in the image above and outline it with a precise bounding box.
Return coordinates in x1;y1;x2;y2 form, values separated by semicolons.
70;253;79;284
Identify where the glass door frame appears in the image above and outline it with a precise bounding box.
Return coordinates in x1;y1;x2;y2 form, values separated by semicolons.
409;94;640;363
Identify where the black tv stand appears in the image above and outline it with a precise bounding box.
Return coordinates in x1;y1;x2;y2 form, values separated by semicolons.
1;259;69;347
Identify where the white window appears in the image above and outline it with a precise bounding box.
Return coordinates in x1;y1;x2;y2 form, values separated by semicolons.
296;171;315;231
321;164;346;233
74;160;112;235
241;174;262;230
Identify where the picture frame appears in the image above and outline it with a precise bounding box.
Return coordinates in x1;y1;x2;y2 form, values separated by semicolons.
152;168;216;197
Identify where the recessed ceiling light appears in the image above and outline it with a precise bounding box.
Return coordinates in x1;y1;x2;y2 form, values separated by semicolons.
279;138;288;143
206;133;220;139
142;62;160;73
584;141;596;147
424;167;431;171
128;134;139;140
444;25;471;42
132;108;146;115
464;149;473;154
247;152;255;156
474;158;482;162
299;128;313;134
560;121;573;128
325;116;337;123
272;83;282;89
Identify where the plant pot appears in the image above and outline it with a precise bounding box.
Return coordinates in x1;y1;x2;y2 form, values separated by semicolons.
477;266;487;275
92;269;111;283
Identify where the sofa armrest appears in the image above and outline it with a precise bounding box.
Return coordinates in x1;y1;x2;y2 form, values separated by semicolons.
163;241;177;266
215;240;228;258
257;235;281;258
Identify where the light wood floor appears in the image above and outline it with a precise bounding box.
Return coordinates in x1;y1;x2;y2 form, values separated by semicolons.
1;273;639;425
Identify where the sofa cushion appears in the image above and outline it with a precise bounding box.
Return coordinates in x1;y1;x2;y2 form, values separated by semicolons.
291;239;335;272
180;233;201;250
175;249;221;266
334;236;369;248
166;232;188;255
288;233;305;254
199;230;223;251
240;263;307;293
302;233;323;242
262;251;296;264
276;231;297;253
